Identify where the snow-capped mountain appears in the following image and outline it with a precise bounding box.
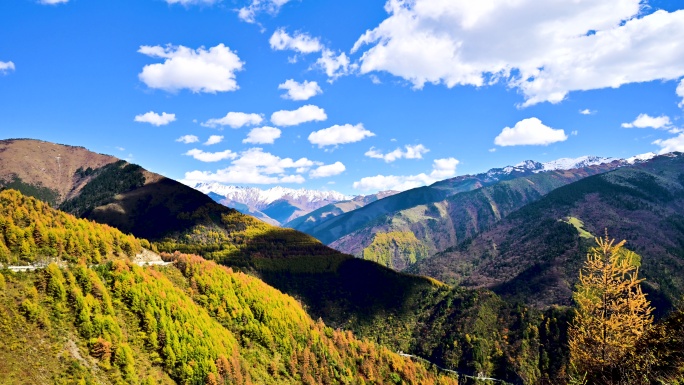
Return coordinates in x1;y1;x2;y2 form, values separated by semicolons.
193;183;353;225
483;153;656;182
194;183;352;209
194;153;658;226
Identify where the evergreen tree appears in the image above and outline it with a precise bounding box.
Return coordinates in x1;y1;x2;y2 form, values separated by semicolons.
568;234;653;384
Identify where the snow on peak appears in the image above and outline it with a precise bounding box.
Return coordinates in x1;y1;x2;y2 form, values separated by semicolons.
625;152;656;164
537;155;619;172
192;182;352;209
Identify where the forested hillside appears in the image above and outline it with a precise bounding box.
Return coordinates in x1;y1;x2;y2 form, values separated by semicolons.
0;189;458;384
3;140;683;384
330;164;619;270
411;152;684;310
0;189;144;266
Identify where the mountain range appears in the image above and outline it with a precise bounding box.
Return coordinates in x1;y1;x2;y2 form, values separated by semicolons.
2;138;682;384
410;152;684;310
193;183;352;225
289;153;655;272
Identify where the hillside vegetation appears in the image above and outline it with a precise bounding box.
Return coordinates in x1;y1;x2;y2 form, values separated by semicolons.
328;164;620;271
0;189;458;384
0;189;144;265
412;153;684;310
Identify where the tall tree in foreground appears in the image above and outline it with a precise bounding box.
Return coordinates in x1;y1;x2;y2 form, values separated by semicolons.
568;234;653;384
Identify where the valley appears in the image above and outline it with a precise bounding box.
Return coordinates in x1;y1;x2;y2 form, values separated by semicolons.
1;139;682;384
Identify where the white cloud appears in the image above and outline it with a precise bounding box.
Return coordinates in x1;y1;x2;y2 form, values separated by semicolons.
176;135;199;144
202;112;263;129
184;148;237;162
579;109;595;115
308;123;375;147
494;118;568;146
165;0;218;5
316;49;354;80
621;113;672;129
134;111;176;126
677;79;684;108
430;157;460;179
239;0;292;23
352;1;684;106
269;29;323;54
204;135;223;145
0;61;15;74
39;0;68;4
243;126;281;144
353;157;459;192
271;105;327;126
653;134;684;154
310;162;346;178
278;79;322;101
183;148;317;184
365;144;429;162
353;174;432;192
138;44;243;93
115;147;125;152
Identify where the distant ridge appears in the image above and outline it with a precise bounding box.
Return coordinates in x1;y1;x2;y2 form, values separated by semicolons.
192;182;355;225
295;152;657;271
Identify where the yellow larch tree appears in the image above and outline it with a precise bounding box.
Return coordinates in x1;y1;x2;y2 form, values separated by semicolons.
568;234;653;384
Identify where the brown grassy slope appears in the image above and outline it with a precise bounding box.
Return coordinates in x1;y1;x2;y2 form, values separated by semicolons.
0;139;118;203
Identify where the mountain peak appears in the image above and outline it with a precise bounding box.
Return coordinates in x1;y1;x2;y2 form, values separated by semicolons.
192;183;352;207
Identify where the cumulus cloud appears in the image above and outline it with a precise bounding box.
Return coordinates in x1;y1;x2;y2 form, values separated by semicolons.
310;162;346;178
677;79;684;108
0;61;15;74
365;144;429;162
176;135;199;144
39;0;68;4
278;79;322;101
579;109;595;115
653;134;684;154
184;148;237;162
308;124;375;148
202;112;263;129
430;157;460;179
183;148;317;184
621;113;672;129
269;29;323;54
352;0;684;106
494;118;568;146
134;111;176;126
138;44;243;93
268;29;355;80
204;135;223;145
317;50;354;80
271;105;327;126
243;126;281;144
239;0;292;23
353;157;459;192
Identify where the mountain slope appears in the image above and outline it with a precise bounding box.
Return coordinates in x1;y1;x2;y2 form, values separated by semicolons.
410;153;684;309
283;190;399;234
0;139;592;384
0;139;118;206
328;163;622;270
0;189;461;384
303;157;636;250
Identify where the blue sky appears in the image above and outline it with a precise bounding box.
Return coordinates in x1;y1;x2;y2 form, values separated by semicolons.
1;0;683;195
